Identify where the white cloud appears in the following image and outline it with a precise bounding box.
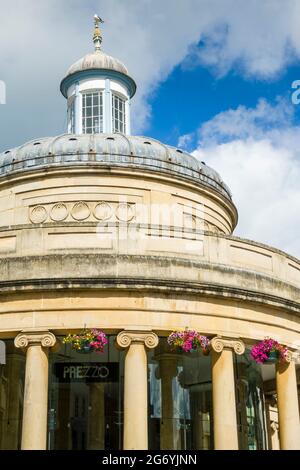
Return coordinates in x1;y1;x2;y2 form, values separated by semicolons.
1;1;300;151
178;133;194;149
192;99;300;258
183;0;300;79
198;97;294;144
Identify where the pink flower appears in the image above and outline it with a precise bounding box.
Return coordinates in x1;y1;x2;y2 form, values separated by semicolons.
168;330;210;354
250;338;288;364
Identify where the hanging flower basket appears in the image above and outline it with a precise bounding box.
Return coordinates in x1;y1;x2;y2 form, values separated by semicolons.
264;350;280;364
167;330;210;354
77;345;93;355
250;338;288;364
63;329;108;354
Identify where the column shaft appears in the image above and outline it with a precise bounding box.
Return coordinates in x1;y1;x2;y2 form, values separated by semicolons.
117;331;158;451
21;344;49;450
276;360;300;450
212;348;239;450
123;342;148;450
15;330;56;451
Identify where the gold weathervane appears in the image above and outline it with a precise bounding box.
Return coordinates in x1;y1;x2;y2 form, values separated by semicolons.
93;14;104;51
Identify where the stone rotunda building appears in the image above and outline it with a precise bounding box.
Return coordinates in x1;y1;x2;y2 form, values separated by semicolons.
0;18;299;451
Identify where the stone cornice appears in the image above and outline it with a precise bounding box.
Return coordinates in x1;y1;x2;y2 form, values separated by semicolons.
0;275;299;315
116;330;159;350
211;336;245;355
14;330;56;350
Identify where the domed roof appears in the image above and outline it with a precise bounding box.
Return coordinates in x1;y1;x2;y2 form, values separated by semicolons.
60;48;137;99
65;50;129;78
0;134;232;200
60;19;136;98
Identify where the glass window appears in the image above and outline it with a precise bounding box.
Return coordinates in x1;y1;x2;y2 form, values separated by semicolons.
149;339;269;450
0;340;25;450
82;92;103;134
48;336;124;450
148;338;213;450
112;94;126;133
235;349;268;450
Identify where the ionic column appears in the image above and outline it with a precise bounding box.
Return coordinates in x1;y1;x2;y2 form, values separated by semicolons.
276;354;300;450
116;330;159;450
14;330;56;450
211;336;245;450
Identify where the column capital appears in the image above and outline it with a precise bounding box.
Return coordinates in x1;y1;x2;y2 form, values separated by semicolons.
285;350;293;363
211;336;245;355
285;350;300;363
14;330;56;350
116;330;159;350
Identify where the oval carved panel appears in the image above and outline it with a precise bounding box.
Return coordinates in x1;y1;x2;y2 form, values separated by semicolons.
50;203;68;222
94;202;113;221
71;202;91;221
116;203;135;222
30;205;48;224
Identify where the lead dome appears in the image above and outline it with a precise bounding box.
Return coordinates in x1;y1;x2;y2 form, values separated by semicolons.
0;134;232;201
63;50;129;81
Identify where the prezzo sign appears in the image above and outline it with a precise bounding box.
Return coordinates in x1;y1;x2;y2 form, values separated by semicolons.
54;362;118;383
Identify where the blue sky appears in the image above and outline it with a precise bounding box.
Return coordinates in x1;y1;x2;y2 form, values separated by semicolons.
148;57;300;149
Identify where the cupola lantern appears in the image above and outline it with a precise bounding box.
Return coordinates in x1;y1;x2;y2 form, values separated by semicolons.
60;15;136;135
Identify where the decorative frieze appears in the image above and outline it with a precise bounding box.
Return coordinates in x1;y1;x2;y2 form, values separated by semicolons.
28;200;226;238
29;201;136;224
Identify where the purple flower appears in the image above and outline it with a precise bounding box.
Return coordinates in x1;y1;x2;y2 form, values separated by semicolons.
168;330;210;354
